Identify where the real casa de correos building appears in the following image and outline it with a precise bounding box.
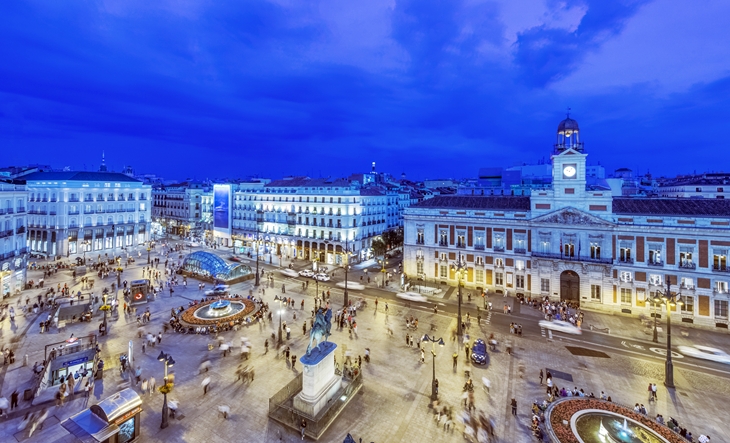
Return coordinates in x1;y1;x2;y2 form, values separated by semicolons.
403;116;730;328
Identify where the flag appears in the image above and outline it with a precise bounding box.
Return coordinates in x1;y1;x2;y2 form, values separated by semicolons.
560;238;563;254
578;240;581;257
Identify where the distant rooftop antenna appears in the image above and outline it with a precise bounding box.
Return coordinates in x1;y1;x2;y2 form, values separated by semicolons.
99;151;108;172
566;106;571;118
372;161;376;173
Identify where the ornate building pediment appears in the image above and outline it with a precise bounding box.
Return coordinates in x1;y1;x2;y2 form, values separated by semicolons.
532;207;614;227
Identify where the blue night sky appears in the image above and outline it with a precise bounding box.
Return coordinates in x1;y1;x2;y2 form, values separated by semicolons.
1;1;729;181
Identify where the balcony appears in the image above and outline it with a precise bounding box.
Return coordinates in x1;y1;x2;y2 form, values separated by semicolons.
68;210;80;215
438;241;448;247
7;208;14;214
50;198;57;202
493;246;505;252
647;261;664;267
49;211;57;216
531;251;614;265
679;261;696;270
16;226;26;234
416;239;425;245
474;244;485;250
514;247;527;254
712;265;730;273
618;258;634;264
69;198;80;202
0;230;13;238
0;209;5;215
84;210;95;214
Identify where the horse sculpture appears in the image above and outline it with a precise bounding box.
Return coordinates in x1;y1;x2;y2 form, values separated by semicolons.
306;307;333;356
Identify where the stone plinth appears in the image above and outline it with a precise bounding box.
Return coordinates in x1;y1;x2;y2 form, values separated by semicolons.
294;342;341;417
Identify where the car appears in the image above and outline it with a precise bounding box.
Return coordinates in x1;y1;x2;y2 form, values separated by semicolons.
538;320;582;335
280;269;299;278
678;345;730;364
314;273;331;282
336;281;364;291
471;339;488;365
298;270;315;277
395;292;428;303
229;256;241;262
205;284;229;296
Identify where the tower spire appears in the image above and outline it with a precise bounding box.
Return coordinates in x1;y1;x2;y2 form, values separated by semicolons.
99;150;108;172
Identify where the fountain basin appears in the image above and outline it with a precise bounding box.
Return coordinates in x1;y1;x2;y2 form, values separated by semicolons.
180;297;257;325
571;410;670;443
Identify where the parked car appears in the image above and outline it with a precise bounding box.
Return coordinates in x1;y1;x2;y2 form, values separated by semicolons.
314;273;331;282
538;320;582;335
396;292;428;303
298;270;315;277
471;339;488;365
678;345;730;364
280;269;299;278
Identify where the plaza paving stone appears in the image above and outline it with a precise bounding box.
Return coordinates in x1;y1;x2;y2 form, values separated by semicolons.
0;245;727;442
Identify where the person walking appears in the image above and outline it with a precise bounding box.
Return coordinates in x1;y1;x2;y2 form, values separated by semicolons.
651;383;657;400
452;352;458;370
539;369;544;385
300;419;307;440
420;349;425;364
511;398;517;416
149;377;156;395
264;339;269;354
10;390;19;410
141;379;148;397
202;376;211;395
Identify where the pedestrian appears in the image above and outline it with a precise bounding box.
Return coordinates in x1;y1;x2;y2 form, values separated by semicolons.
452;352;458;369
135;366;142;384
420;349;425;363
300;419;307;440
406;333;410;346
264;339;269;354
291;354;296;369
651;383;657;400
202;376;211;395
375;298;378;310
539;369;544;385
157;332;162;344
511;398;517;416
150;377;156;394
10;390;19;410
142;341;146;354
0;396;8;417
384;302;388;313
141;379;148;397
218;405;230;419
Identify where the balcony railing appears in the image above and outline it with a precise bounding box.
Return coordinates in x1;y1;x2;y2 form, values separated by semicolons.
16;226;26;234
0;230;13;238
712;265;730;273
618;257;634;264
530;251;614;264
679;261;696;270
0;209;5;215
68;210;80;215
647;261;664;267
438;241;448;247
69;198;80;202
456;243;466;249
493;246;505;252
474;244;485;250
514;247;527;254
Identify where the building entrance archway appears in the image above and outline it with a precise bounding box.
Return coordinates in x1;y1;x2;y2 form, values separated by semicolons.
560;270;580;306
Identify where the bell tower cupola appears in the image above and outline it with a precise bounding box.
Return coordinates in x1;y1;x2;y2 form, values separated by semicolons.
555;110;583;154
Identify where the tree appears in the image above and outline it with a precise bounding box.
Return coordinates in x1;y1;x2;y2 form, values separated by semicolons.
371;238;387;258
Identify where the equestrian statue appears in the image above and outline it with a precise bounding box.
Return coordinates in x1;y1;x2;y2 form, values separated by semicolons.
306;307;333;356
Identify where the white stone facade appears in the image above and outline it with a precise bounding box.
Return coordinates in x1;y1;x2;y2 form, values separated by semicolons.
403;118;730;329
0;181;28;296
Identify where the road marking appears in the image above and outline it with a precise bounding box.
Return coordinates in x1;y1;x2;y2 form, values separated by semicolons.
649;347;684;358
621;341;646;351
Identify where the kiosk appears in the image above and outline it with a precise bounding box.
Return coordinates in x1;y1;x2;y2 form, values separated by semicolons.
128;279;151;305
62;388;142;443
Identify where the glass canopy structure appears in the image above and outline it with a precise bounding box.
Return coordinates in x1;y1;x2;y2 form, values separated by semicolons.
181;251;253;283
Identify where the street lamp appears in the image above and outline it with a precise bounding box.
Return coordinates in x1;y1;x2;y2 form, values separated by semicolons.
651;297;660;343
342;237;353;307
82;240;91;264
652;276;683;388
421;334;445;400
451;252;467;338
147;241;153;264
378;258;389;287
274;295;286;346
254;229;261;287
157;351;176;429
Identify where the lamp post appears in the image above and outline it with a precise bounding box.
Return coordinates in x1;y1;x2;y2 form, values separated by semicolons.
652;276;683;388
378;258;388;287
451;252;467;338
274;295;285;346
343;237;352;307
254;229;261;287
102;291;108;335
82;240;90;264
147;241;152;265
157;351;175;429
421;334;445;401
651;297;659;343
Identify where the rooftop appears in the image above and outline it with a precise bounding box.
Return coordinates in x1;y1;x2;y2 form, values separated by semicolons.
612;197;730;217
410;195;531;211
21;171;143;183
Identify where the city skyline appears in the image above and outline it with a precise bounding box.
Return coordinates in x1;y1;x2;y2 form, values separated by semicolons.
2;1;730;179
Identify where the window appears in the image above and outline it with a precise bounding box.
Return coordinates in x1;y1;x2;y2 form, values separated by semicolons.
620;271;632;283
495;258;504;268
439;253;447;261
493;234;504;251
439;230;448;246
715;300;728;319
563;242;574;257
474;234;485;250
475;256;484;266
649;274;662;286
680;296;694;314
416;229;424;245
590;242;601;259
679;248;694;268
539;238;550;253
620;288;632;304
495;272;504;286
714;250;728;271
591;284;601;301
456;231;466;248
514;235;526;252
648;247;662;265
440;265;448;278
680;277;694;289
541;278;550;293
416;261;424;275
619;245;632;263
515;275;524;289
475;269;484;283
717;281;729;294
515;260;524;271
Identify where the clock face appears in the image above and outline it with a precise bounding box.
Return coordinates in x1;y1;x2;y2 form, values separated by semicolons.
563;165;577;178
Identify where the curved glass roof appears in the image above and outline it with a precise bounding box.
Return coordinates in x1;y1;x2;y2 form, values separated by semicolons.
181;251;252;282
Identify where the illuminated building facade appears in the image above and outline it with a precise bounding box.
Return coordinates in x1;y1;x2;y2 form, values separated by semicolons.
152;182;208;237
0;180;28;296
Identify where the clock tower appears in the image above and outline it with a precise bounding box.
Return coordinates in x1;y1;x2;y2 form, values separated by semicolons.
551;114;587;199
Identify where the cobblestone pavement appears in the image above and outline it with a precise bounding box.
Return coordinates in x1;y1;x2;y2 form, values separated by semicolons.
0;245;726;443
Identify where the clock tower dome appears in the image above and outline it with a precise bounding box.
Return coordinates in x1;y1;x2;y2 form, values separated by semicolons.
551;113;587;199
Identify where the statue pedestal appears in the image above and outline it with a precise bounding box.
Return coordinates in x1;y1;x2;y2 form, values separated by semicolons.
294;342;341;417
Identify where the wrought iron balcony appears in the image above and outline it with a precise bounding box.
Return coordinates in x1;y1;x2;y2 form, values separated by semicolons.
514;248;527;254
712;265;730;273
647;261;664;267
679;261;696;270
531;250;614;264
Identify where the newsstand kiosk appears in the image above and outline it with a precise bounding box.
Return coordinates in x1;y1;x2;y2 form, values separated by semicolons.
61;388;142;443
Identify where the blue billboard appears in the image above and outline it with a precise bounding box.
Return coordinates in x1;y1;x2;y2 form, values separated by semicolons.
213;184;231;230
